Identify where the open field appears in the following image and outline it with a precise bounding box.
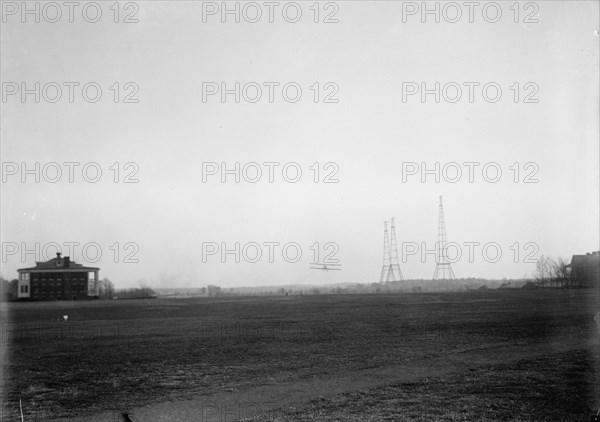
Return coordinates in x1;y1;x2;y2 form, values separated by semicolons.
1;289;599;421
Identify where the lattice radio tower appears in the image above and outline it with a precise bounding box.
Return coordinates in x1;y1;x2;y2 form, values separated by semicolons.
379;221;390;282
433;196;456;280
379;218;404;283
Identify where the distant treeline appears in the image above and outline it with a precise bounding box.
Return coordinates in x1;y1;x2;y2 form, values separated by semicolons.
223;279;516;296
114;287;157;300
87;278;156;300
157;270;598;298
99;278;156;299
158;279;525;298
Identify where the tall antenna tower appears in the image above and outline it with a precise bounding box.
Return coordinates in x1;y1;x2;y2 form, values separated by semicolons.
388;217;404;282
379;218;404;283
433;196;456;280
379;221;390;283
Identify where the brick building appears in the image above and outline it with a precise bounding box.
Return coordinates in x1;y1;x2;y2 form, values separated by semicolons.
17;253;99;300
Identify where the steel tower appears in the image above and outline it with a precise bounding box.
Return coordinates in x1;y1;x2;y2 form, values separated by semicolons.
388;217;404;282
433;196;456;280
379;218;404;283
379;221;390;283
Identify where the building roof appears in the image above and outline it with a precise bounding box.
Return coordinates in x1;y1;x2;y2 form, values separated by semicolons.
570;251;600;266
18;253;99;272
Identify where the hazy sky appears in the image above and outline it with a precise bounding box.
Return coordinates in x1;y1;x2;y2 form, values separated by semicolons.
1;1;598;288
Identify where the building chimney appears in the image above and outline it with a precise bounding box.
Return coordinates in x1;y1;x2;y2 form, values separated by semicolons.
57;252;62;259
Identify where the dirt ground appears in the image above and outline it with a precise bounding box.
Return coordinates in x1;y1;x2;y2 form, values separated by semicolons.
1;289;598;421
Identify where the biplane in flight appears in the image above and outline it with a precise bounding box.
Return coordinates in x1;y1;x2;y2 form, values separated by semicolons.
309;262;342;271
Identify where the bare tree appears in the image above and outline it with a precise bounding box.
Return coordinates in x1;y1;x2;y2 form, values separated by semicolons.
206;284;221;297
549;257;570;288
98;278;115;299
533;255;551;287
138;279;150;297
534;256;570;288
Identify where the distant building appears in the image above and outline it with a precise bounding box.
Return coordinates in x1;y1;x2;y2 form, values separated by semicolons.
521;281;539;290
17;253;99;300
569;251;600;288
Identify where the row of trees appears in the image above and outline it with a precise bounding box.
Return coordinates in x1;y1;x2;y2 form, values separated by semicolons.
97;278;156;299
533;256;574;288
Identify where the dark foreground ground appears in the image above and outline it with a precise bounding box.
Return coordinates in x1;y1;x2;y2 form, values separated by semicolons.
1;289;598;421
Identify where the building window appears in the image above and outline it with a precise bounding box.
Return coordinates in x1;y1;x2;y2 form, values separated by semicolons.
20;285;28;293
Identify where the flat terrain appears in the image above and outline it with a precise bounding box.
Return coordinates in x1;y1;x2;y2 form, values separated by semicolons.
1;289;598;421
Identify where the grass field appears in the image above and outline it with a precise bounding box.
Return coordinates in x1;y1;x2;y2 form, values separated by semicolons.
1;289;599;421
